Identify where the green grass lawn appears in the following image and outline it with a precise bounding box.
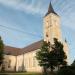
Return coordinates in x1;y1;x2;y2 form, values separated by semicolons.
0;72;42;75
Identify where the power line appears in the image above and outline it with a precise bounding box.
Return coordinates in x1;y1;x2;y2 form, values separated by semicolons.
0;25;43;38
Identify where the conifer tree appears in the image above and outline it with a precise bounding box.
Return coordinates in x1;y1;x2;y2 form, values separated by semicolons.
0;36;4;71
52;38;67;69
36;41;57;74
36;38;67;74
36;41;50;75
71;60;75;67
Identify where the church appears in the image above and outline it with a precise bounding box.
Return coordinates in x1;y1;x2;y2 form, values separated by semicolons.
3;2;68;72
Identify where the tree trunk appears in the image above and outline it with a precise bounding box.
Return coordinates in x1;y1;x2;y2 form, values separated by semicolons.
51;68;53;73
58;65;60;70
50;66;54;75
43;67;47;75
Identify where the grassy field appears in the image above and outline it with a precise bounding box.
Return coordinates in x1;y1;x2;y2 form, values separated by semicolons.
0;72;42;75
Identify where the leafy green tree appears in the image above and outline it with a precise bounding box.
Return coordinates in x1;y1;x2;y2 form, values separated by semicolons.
57;66;75;75
52;38;67;69
36;38;67;74
57;66;72;75
36;41;57;74
71;60;75;67
36;41;50;75
0;36;4;71
71;60;75;72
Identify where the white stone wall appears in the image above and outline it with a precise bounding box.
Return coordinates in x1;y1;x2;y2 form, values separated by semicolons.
43;12;69;62
44;13;62;43
4;49;42;72
4;55;16;71
16;49;42;72
23;49;42;72
16;55;23;71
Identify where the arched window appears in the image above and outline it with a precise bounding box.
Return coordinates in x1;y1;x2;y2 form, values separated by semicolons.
8;60;11;68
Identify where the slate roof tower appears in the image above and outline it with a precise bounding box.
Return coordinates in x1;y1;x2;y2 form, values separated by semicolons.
44;2;68;62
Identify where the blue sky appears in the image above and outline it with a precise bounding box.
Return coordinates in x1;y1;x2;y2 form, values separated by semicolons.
0;0;75;64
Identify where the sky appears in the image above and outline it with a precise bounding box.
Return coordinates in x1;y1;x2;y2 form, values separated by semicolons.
0;0;75;64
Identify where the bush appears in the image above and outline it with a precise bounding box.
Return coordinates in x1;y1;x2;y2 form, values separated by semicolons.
57;66;75;75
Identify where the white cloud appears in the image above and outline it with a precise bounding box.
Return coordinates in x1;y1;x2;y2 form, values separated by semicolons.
0;0;46;15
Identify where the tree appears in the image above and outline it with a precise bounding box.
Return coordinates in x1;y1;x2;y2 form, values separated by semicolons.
36;38;67;74
36;41;50;75
36;41;57;74
52;38;67;69
57;65;75;75
71;60;75;72
0;36;4;71
56;66;74;75
71;60;75;67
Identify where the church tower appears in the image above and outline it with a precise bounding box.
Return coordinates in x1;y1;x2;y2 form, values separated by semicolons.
43;2;68;61
44;3;69;60
44;2;62;44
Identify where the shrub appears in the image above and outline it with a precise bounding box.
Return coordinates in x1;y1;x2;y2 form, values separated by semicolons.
57;66;75;75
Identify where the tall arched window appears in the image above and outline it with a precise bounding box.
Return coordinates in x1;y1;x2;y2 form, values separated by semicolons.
8;60;11;68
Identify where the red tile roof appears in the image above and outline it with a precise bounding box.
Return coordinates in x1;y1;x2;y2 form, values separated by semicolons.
4;46;21;56
22;40;43;54
4;40;43;56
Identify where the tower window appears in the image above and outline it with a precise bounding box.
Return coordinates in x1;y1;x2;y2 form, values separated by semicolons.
46;34;48;37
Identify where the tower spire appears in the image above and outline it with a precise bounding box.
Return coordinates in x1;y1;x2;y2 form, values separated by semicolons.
45;2;58;16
